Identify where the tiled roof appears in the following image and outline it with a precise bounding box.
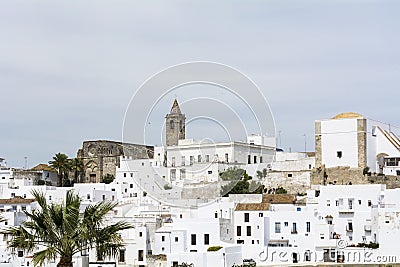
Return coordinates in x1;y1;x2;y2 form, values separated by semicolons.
31;164;56;172
0;196;35;204
262;194;296;204
235;203;270;211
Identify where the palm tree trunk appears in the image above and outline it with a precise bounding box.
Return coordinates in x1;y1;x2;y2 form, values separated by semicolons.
57;255;73;267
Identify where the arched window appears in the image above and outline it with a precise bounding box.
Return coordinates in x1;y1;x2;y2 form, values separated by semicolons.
179;120;183;132
170;120;174;129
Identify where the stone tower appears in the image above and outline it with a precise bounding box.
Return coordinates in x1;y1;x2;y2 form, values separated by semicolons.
166;99;186;146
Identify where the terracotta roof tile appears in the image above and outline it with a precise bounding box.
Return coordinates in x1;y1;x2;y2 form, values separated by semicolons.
235;203;270;211
262;194;296;204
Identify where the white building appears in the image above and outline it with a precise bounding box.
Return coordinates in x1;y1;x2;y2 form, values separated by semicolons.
315;112;400;173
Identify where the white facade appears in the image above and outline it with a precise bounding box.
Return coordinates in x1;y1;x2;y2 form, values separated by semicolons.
316;113;400;173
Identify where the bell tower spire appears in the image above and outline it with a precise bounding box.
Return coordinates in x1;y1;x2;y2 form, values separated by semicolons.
165;99;186;146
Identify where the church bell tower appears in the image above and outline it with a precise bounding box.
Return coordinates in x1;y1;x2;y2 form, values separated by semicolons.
165;99;186;146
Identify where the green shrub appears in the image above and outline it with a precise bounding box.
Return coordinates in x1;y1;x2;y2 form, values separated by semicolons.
164;184;172;190
207;246;223;252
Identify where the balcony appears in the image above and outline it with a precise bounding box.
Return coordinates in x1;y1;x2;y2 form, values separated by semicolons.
339;205;354;213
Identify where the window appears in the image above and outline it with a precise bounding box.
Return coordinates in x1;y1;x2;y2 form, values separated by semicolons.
284;222;288;227
292;223;297;234
215;212;218;218
368;200;372;207
260;156;263;163
180;169;186;179
170;120;174;129
130;173;133;177
124;173;127;177
306;222;311;232
358;200;362;205
102;195;105;201
204;234;209;245
275;222;281;233
175;237;179;242
130;184;133;188
205;155;210;162
288;173;293;178
349;199;353;210
170;169;176;181
87;194;90;200
337;151;342;158
347;222;353;231
254;156;257;164
190;156;194;166
181;156;185;166
139;232;142;237
259;213;263;217
247;226;251;236
305;250;311;261
198;155;202;163
208;170;212;174
138;250;144;261
244;213;249;222
119;249;125;262
225;153;229;163
336;200;339;206
171;157;175;167
297;207;301;211
248;155;251;164
161;236;165;242
18;251;23;257
21;206;26;211
309;164;312;169
191;234;196;245
237;226;241;236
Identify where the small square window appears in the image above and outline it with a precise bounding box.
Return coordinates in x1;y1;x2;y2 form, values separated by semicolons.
337;151;343;158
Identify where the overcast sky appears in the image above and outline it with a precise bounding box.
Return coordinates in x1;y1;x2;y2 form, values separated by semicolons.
1;0;400;168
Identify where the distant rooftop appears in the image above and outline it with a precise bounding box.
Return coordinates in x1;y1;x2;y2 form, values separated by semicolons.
332;112;363;119
0;196;36;205
235;203;270;211
262;194;296;204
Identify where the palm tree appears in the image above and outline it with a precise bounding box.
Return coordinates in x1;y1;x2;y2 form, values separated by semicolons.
49;153;70;187
70;158;84;184
1;190;132;267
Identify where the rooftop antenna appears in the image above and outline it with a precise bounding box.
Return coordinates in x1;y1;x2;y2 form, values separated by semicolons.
303;134;307;157
24;156;28;169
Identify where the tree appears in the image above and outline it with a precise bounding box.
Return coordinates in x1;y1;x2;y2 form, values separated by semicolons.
49;153;70;187
220;167;247;181
256;168;268;179
221;180;263;197
102;174;115;184
70;158;84;184
1;190;132;267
